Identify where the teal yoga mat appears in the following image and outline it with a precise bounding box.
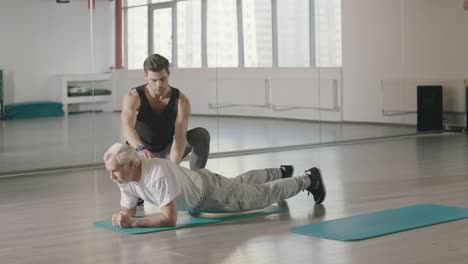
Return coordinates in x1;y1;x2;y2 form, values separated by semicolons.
5;101;63;119
290;204;468;241
95;206;288;234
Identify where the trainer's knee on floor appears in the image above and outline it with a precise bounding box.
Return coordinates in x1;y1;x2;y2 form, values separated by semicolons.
187;127;210;144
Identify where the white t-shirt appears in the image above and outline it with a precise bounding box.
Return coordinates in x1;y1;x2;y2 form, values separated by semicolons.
119;158;203;211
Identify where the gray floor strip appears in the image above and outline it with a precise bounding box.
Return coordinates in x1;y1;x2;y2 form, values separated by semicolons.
0;131;455;178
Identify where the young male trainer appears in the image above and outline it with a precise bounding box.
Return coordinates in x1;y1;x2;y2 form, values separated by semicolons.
121;53;210;170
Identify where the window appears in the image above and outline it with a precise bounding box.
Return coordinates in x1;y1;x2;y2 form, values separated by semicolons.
177;0;202;68
242;0;273;67
315;0;342;67
207;0;239;67
151;7;172;63
126;6;148;70
126;0;148;7
277;0;310;67
123;0;342;69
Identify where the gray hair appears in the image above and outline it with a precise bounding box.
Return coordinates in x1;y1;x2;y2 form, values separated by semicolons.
103;143;142;167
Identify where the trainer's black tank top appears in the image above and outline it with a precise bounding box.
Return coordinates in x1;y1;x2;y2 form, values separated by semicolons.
133;84;179;152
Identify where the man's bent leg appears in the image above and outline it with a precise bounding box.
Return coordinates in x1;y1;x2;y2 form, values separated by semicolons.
232;177;309;211
197;170;310;213
186;127;210;169
233;168;282;184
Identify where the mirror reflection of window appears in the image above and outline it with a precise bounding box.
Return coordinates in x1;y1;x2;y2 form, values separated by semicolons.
316;0;342;67
152;7;173;63
124;0;342;69
277;0;310;67
126;5;148;69
177;0;202;68
127;0;147;7
242;0;273;67
207;0;239;68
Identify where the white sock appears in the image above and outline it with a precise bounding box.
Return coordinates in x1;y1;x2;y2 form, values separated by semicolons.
300;175;311;190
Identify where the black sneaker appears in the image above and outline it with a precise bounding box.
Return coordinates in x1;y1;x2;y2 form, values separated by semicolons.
280;165;295;178
137;198;144;206
305;167;326;204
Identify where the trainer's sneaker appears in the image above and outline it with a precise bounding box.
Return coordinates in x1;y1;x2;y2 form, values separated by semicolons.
305;167;326;204
280;165;295;178
137;198;144;206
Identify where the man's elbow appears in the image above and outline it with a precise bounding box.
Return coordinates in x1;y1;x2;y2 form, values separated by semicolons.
164;217;177;227
165;222;177;227
162;214;177;227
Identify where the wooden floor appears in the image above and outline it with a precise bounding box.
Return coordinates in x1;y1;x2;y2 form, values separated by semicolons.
1;133;468;264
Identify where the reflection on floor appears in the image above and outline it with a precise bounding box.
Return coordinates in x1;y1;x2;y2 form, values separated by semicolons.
0;112;415;173
1;134;467;264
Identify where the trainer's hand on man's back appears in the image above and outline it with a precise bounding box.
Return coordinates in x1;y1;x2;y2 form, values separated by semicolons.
138;149;155;159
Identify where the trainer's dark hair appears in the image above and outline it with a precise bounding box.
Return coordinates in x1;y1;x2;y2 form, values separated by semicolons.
143;54;169;73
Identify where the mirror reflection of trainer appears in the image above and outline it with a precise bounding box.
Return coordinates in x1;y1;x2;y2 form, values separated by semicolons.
104;143;327;228
121;53;210;170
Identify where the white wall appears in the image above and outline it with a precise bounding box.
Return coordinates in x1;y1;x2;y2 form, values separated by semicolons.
342;0;468;124
2;0;467;125
112;67;343;122
0;0;114;104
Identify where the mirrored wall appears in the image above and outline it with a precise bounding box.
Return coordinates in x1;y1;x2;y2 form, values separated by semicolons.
2;0;466;175
0;0;118;174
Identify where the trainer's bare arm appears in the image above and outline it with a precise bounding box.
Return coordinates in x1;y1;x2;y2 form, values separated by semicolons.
121;89;155;158
169;93;191;165
114;200;177;228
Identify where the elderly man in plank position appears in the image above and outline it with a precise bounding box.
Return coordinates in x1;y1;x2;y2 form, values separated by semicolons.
104;143;326;228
